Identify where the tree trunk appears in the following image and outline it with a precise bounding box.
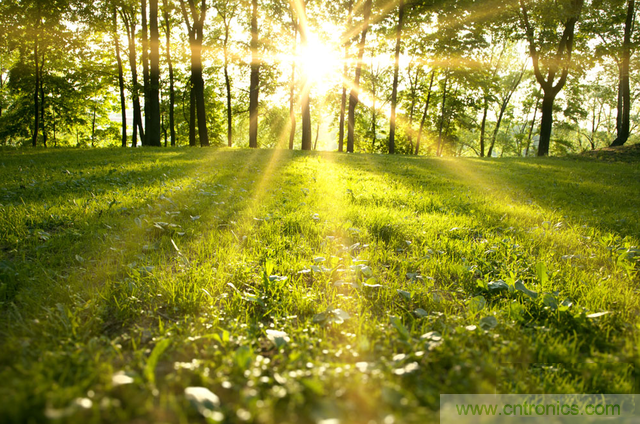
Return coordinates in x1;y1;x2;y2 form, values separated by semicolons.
223;20;233;147
611;0;634;146
141;0;150;146
288;22;297;150
338;0;354;152
313;119;320;150
113;8;127;148
415;70;435;155
148;0;161;146
437;73;449;156
162;2;176;146
297;1;312;150
91;107;96;148
388;0;404;155
32;32;39;147
122;12;144;147
189;86;196;146
249;0;259;148
39;48;46;148
347;0;372;153
537;90;555;156
479;97;488;157
525;97;539;156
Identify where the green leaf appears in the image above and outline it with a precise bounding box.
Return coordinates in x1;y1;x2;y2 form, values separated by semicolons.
413;308;429;317
144;338;171;386
234;346;253;370
514;280;538;299
487;280;508;291
390;316;411;340
542;293;558;310
536;262;549;285
479;316;498;330
397;289;412;300
468;295;486;313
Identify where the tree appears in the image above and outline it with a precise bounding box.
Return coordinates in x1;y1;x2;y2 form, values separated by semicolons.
112;6;127;147
179;0;210;146
148;0;161;146
248;0;259;148
161;0;176;146
519;0;584;156
388;0;405;154
291;0;312;150
347;0;372;153
611;0;636;146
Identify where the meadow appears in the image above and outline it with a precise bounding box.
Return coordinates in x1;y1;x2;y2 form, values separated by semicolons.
0;147;638;424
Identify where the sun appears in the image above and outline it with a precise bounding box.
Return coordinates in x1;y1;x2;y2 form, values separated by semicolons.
298;35;341;85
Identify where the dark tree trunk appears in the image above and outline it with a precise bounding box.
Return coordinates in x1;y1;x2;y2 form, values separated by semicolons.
223;20;233;147
189;87;196;146
141;0;150;146
32;32;39;147
249;0;259;148
437;73;449;156
122;12;144;147
40;49;47;148
313;119;320;150
488;66;525;157
347;0;372;153
91;107;96;147
296;1;312;151
113;8;127;148
415;70;434;155
611;0;635;146
179;0;209;146
388;0;404;155
537;90;555;156
162;2;176;146
288;21;297;150
525;97;540;156
479;97;488;157
148;0;161;146
338;1;353;152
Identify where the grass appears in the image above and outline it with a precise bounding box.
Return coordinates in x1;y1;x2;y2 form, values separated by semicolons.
0;147;638;424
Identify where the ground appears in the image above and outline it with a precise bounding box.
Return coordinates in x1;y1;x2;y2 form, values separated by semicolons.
0;147;639;424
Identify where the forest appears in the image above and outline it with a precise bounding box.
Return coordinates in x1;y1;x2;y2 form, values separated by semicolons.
0;0;637;156
1;1;640;424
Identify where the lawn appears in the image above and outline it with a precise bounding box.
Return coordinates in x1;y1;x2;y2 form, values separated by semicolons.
0;148;638;424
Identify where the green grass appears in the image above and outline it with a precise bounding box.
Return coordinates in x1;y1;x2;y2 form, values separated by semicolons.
0;147;638;424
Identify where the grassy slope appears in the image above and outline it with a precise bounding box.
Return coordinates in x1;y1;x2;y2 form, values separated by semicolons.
0;148;638;424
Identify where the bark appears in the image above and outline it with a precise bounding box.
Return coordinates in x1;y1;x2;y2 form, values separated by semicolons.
40;48;46;148
223;19;233;147
189;86;196;146
113;8;127;148
347;0;373;153
296;0;312;150
525;97;540;156
611;0;635;146
520;0;583;156
162;2;176;146
148;0;161;146
338;1;354;152
479;97;488;157
288;21;297;150
32;31;39;147
415;70;435;155
388;0;404;154
313;119;320;150
488;66;525;157
122;11;144;147
249;0;259;148
437;73;449;156
179;0;209;146
141;0;150;145
91;107;96;148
